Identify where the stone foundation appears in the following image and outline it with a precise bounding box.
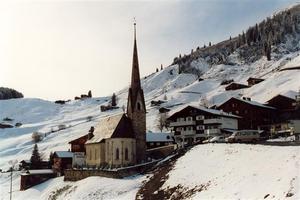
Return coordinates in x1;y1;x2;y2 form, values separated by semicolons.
64;160;159;181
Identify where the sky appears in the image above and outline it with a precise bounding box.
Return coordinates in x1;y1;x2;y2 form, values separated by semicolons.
0;0;298;100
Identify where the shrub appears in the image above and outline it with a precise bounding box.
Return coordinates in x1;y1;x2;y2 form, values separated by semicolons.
32;132;42;143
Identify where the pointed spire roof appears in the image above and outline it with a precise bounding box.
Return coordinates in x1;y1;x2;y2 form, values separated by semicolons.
131;22;141;91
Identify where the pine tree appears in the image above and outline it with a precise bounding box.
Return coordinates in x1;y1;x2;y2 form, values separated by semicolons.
30;144;42;169
111;93;117;107
88;90;92;98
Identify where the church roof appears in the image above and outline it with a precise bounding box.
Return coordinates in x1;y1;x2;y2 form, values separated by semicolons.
85;113;135;144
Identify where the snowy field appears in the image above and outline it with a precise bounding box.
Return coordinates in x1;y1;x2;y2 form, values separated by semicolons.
163;144;300;200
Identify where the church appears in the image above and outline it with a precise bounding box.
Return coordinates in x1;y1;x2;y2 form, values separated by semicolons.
85;23;146;168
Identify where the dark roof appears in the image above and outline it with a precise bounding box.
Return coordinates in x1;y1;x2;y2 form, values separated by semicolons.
219;97;276;110
86;113;135;144
53;151;73;158
247;77;264;81
266;94;296;103
225;82;249;90
68;134;89;144
168;105;241;121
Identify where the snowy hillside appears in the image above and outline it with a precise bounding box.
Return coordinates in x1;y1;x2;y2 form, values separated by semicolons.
1;3;300;199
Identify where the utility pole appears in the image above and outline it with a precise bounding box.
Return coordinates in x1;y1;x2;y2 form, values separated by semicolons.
8;160;18;200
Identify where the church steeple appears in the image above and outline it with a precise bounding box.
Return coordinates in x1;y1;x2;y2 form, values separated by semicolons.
131;22;141;91
127;21;146;164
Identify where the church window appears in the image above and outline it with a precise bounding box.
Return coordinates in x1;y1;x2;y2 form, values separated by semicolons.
116;148;120;160
125;148;129;160
137;102;141;110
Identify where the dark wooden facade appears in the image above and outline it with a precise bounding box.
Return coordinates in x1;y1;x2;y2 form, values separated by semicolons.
69;134;89;153
20;170;55;190
266;95;296;111
218;97;276;130
225;83;249;91
247;77;264;86
52;152;73;175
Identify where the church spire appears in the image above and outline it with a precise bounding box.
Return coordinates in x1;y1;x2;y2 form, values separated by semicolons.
131;21;141;90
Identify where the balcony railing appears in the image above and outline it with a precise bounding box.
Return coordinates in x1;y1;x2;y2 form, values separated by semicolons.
203;118;222;124
181;130;196;136
170;120;196;127
204;128;220;136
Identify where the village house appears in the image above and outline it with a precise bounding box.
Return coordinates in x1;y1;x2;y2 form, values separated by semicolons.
218;97;276;132
84;23;146;168
20;169;55;191
68;127;94;168
247;77;264;86
265;91;300;138
168;105;240;145
52;151;73;176
146;132;174;149
225;82;249;91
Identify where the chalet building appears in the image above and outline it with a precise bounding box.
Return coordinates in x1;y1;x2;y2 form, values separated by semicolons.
218;97;276;131
146;132;174;149
225;82;249;91
52;151;73;176
68;127;94;168
84;23;146;168
168;105;240;145
247;77;264;86
266;93;297;112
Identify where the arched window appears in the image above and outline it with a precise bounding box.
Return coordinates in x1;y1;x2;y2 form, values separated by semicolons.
137;102;141;110
116;148;119;160
125;148;129;160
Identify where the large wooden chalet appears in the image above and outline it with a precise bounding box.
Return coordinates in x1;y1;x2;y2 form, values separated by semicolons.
168;105;240;145
218;97;276;131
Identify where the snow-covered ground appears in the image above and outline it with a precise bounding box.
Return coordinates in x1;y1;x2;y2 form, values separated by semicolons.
1;24;300;199
163;144;300;200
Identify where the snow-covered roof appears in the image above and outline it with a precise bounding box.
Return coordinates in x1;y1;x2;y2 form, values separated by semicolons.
54;151;73;158
231;97;276;109
146;132;173;142
86;113;135;144
279;90;297;100
192;105;241;118
21;169;54;175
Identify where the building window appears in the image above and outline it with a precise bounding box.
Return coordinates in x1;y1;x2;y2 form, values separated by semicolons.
125;148;129;161
197;125;205;130
236;110;239;114
137;102;141;110
116;148;119;160
94;149;96;160
196;115;204;120
187;117;193;121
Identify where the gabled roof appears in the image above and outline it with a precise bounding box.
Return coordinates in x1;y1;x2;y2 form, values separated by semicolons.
68;134;89;144
85;113;135;144
266;90;297;103
146;132;173;142
168;105;241;120
21;169;54;176
53;151;73;158
219;97;276;110
247;77;264;81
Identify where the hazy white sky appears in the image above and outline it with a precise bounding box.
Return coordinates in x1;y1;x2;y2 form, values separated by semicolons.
0;0;297;100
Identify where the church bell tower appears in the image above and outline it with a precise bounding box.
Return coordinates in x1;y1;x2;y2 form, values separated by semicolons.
127;22;146;164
